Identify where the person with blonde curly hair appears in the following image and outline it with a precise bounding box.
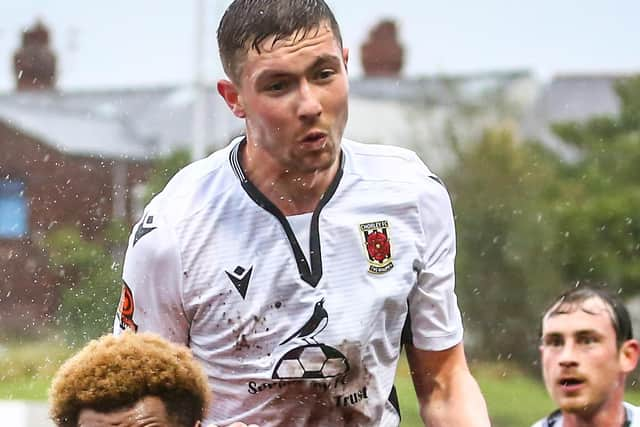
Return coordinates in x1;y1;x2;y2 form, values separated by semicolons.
49;331;212;427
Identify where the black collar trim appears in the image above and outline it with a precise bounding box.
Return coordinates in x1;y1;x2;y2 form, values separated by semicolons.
229;138;344;287
544;405;633;427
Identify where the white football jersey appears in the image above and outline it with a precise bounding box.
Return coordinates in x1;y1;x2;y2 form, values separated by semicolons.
115;137;463;426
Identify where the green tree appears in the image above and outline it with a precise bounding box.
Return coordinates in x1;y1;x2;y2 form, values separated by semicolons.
143;148;191;205
41;149;193;345
45;221;127;344
445;127;564;363
551;76;640;293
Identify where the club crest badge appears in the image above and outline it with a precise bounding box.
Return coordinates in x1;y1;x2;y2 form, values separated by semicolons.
360;220;394;274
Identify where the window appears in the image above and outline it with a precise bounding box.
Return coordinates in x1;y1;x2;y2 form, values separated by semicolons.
0;179;28;239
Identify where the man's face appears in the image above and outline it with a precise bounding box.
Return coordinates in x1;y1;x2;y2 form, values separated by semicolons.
539;297;632;415
77;395;193;427
221;22;349;175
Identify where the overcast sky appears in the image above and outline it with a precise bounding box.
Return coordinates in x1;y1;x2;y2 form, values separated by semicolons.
1;0;639;91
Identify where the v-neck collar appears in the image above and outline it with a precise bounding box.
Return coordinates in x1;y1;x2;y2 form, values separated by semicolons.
229;137;344;287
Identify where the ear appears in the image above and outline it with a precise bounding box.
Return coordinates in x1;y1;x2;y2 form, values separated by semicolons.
342;47;349;71
619;339;640;373
217;79;246;118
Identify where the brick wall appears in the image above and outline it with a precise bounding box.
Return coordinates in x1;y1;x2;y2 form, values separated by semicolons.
0;120;148;332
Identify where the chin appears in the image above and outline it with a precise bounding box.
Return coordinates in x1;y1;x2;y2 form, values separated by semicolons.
558;397;594;415
299;152;337;173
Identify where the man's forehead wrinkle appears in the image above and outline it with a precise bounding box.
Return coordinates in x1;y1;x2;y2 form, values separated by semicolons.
272;25;322;49
251;23;333;56
547;297;612;318
548;305;601;317
543;298;619;340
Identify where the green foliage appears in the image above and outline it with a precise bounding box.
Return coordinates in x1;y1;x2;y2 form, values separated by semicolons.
551;75;640;293
434;74;640;367
39;150;191;346
143;148;191;205
617;76;640;129
445;127;565;363
44;223;127;345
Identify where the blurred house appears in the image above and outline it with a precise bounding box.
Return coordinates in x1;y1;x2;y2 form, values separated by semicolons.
347;20;626;168
522;73;625;161
345;20;539;173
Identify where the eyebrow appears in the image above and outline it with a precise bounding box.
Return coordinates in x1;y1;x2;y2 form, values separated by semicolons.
254;54;343;84
542;329;601;338
309;53;343;69
574;329;601;336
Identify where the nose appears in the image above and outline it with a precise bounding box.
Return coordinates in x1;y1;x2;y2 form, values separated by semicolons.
297;80;322;121
558;341;579;368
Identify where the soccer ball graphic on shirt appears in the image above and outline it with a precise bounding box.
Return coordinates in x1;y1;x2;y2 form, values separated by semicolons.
272;298;350;380
273;343;350;380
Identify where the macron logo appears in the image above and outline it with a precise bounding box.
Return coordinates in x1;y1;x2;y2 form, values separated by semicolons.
133;214;157;247
225;265;253;299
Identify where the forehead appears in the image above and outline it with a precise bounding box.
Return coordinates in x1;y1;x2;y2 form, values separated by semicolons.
77;396;170;427
542;297;616;335
245;22;341;65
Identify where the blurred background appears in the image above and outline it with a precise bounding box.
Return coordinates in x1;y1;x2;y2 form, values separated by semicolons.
1;1;640;425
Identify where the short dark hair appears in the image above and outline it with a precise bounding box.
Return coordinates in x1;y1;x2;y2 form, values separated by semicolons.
217;0;343;82
541;285;634;348
49;332;211;427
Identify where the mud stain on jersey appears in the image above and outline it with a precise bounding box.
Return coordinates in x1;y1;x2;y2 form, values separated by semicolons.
246;340;375;426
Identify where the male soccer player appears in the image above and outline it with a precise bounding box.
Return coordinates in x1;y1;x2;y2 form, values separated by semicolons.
115;0;489;425
532;286;640;427
49;332;211;427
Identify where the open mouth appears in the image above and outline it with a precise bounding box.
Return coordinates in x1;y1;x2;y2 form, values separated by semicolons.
301;132;327;143
558;377;585;391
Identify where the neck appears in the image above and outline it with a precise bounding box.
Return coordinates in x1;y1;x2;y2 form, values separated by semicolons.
563;401;627;427
240;141;340;216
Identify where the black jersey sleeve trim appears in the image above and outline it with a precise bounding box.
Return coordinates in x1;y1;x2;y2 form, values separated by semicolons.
388;385;401;420
401;301;413;347
229;138;344;287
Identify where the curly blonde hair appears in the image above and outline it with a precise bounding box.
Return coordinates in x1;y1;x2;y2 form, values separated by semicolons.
49;332;211;426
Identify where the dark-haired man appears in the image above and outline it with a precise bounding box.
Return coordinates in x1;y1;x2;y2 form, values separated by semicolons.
115;0;489;425
533;286;640;426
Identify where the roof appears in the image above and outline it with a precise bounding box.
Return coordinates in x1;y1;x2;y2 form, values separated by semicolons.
350;70;533;105
522;74;625;162
0;98;148;160
537;74;622;123
0;86;243;160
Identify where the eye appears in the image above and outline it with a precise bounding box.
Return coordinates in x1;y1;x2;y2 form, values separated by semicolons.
315;68;336;80
265;81;288;92
578;335;598;345
542;336;563;347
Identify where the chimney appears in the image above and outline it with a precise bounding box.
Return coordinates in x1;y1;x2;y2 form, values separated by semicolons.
13;21;57;91
360;20;404;78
